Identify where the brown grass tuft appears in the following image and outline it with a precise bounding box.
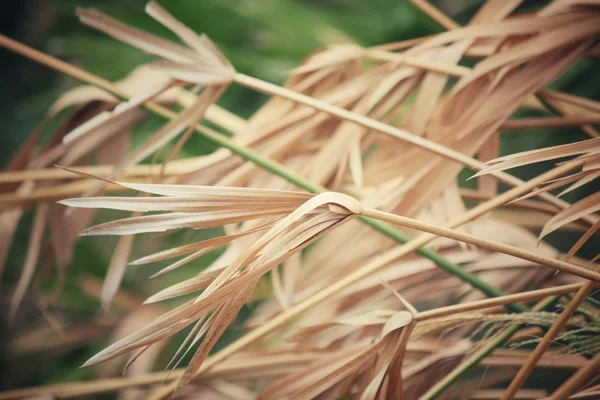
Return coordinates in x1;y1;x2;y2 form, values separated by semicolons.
0;0;599;399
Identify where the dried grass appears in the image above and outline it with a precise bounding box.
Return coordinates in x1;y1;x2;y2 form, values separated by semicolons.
0;0;599;399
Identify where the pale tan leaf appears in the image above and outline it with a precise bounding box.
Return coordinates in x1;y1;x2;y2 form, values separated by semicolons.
101;233;135;311
150;61;234;86
541;191;600;239
144;268;225;303
59;196;300;213
130;221;273;265
58;165;311;199
77;8;199;63
172;283;255;398
145;1;226;66
49;86;117;117
10;204;49;322
61;79;173;144
77;208;292;236
476;137;600;176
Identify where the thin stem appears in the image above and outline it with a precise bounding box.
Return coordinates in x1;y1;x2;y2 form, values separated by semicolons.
0;351;327;399
361;207;600;283
364;49;470;76
0;157;203;184
231;72;484;171
407;0;460;30
535;91;600;139
372;36;431;51
501;276;599;399
414;283;583;321
501;116;600;130
550;351;600;399
540;89;600;114
358;216;527;309
418;294;560;400
460;189;559;214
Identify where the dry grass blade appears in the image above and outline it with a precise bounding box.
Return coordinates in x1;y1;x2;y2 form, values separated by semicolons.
361;207;600;283
143;268;224;304
407;0;460;30
130;222;274;266
102;233;135;311
476;137;600;175
75;209;289;236
9;204;48;322
61;79;173;145
479;137;600;254
549;351;600;399
541;192;600;239
171;284;254;399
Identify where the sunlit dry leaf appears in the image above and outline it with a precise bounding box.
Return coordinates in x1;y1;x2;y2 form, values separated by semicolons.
479;137;600;252
9;204;48;322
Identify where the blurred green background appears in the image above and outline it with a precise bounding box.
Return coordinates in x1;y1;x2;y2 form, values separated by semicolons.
1;0;599;395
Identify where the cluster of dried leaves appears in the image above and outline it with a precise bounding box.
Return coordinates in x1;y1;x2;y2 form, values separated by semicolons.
1;0;600;399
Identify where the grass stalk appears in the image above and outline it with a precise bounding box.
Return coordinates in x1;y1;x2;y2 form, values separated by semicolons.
414;283;582;321
549;351;600;399
535;92;599;139
364;49;470;76
407;0;460;30
500;116;600;130
0;157;203;184
361;207;600;283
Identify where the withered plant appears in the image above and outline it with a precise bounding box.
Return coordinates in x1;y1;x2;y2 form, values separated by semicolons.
1;1;599;399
